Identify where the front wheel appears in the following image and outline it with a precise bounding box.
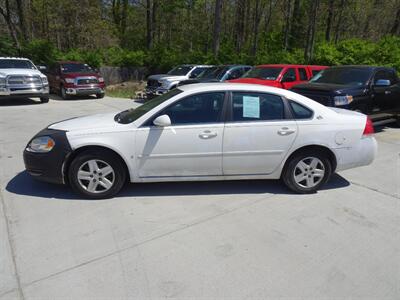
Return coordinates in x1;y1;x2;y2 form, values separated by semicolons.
68;150;127;199
282;151;332;194
96;93;105;99
40;97;49;103
60;86;70;100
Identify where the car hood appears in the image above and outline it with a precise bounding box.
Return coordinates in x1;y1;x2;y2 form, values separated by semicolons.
0;68;44;77
292;82;366;94
48;113;122;132
148;74;188;82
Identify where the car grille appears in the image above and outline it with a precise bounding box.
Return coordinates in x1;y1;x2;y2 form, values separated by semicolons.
147;79;161;87
7;75;42;86
77;78;98;85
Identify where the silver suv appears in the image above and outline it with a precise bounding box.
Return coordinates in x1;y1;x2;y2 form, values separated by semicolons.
0;57;49;103
145;64;213;98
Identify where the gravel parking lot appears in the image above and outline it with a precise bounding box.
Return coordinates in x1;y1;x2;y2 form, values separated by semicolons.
0;95;399;299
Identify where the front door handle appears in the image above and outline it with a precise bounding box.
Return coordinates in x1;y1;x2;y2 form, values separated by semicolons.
277;127;296;136
199;130;217;139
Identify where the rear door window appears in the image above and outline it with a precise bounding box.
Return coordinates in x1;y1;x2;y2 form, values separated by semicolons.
298;68;308;80
231;92;285;122
289;101;313;119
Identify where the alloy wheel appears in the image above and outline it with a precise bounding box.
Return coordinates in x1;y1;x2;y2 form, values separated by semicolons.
293;157;325;189
77;159;115;194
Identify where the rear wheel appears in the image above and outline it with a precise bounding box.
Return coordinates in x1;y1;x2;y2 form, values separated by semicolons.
282;150;332;193
68;150;127;199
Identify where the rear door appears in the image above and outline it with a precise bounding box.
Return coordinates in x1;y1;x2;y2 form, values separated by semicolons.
223;91;298;175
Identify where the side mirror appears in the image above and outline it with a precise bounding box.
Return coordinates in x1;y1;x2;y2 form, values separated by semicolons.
153;114;171;127
374;79;390;87
38;65;47;72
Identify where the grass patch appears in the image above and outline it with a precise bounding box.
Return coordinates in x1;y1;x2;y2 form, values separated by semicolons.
105;81;146;99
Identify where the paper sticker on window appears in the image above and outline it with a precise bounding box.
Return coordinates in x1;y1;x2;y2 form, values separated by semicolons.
243;96;260;118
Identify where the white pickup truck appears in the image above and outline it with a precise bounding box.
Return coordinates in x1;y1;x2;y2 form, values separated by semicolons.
0;57;49;103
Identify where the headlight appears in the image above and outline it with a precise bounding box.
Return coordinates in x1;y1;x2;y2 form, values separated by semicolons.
41;76;48;84
98;77;104;83
0;77;5;86
27;136;55;153
64;78;75;84
158;80;169;88
334;95;353;106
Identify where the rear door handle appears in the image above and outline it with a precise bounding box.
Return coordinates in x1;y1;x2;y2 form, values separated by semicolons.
277;127;296;136
199;130;217;139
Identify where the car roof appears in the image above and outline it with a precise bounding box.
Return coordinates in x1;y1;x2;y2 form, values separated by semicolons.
0;57;30;60
256;64;327;68
57;61;86;64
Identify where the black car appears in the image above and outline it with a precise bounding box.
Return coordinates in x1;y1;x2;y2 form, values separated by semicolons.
291;66;400;125
179;65;252;86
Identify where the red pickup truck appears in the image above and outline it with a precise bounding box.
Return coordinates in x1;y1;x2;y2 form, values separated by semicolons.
228;64;328;89
46;61;105;99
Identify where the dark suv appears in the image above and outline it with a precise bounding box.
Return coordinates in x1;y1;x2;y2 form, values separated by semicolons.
291;66;400;125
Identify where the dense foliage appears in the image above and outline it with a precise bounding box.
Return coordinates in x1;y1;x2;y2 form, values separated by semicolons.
0;0;400;72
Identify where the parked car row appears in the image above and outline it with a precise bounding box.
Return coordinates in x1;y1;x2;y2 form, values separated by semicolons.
0;57;105;103
145;63;400;124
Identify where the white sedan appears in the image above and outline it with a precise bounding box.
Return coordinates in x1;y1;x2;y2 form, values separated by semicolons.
24;83;377;199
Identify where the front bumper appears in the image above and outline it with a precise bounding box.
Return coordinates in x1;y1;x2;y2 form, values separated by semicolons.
23;129;72;184
145;86;169;97
0;86;49;98
65;86;104;96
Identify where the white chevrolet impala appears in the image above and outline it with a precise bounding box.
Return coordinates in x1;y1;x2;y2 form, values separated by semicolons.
24;83;377;199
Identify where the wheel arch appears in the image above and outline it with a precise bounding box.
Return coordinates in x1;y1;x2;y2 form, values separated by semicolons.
63;145;130;184
281;144;337;177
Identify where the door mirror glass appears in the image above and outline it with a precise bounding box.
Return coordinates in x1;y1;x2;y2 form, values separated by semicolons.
153;114;171;127
374;79;390;87
38;65;47;72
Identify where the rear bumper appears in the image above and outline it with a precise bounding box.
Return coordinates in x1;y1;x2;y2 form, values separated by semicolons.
334;136;378;172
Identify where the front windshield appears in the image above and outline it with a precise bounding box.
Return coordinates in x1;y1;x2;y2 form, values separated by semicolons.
310;68;372;85
199;66;229;80
61;63;93;73
167;66;193;76
115;89;183;124
242;67;283;80
0;59;36;69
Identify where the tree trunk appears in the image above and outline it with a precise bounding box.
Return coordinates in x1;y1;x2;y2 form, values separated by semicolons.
234;0;245;52
146;0;152;49
391;6;400;35
304;0;320;62
212;0;223;57
290;0;301;47
16;0;28;41
251;0;265;56
325;0;334;41
334;0;345;43
283;0;293;50
0;0;21;50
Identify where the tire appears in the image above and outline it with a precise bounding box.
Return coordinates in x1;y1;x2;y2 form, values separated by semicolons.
40;97;49;103
60;86;70;100
96;93;105;99
282;150;332;194
68;149;127;199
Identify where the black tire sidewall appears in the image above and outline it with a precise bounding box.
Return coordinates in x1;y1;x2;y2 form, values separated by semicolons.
40;97;49;103
61;86;69;100
68;150;127;199
283;151;332;194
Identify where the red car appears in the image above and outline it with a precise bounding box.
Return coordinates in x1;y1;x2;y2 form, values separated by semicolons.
228;64;328;89
47;61;105;99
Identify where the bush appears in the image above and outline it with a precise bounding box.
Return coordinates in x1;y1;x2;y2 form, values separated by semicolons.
20;39;59;65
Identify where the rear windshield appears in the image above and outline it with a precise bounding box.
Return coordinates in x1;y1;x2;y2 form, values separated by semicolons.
243;67;283;80
310;68;372;86
115;89;183;124
167;66;193;76
61;63;93;73
0;59;36;69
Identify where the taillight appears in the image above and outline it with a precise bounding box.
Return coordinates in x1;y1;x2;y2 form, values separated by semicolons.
363;116;374;136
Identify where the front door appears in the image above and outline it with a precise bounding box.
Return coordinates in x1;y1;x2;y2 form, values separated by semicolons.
281;68;298;89
223;92;298;175
135;92;226;178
